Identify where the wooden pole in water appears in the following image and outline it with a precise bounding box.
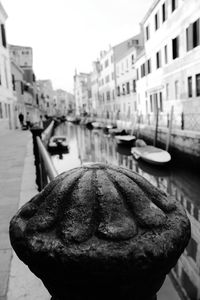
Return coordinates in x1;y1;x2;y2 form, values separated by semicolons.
166;106;174;152
154;108;159;147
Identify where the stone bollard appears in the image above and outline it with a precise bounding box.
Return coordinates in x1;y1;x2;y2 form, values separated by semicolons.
9;163;191;300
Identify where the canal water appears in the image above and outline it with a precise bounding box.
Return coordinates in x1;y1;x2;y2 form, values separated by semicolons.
51;121;200;300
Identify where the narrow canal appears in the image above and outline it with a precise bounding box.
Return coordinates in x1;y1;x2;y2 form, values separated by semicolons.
51;121;200;300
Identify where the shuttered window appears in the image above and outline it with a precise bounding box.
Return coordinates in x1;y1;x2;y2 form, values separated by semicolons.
1;24;7;48
186;18;200;51
172;36;179;59
196;74;200;96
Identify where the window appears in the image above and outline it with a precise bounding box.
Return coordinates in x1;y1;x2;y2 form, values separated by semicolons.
121;62;124;74
159;92;163;112
111;72;114;80
146;25;150;40
117;86;120;96
106;91;110;100
166;83;169;100
1;24;7;48
122;84;126;95
187;19;200;51
12;74;15;91
156;51;161;69
126;82;130;94
196;74;200;96
172;0;177;12
105;59;109;68
4;58;8;88
112;90;115;99
175;80;179;99
188;76;192;97
4;103;8;118
155;12;159;30
21;82;24;94
133;80;136;92
126;59;129;71
0;102;3;118
141;63;145;77
150;95;153;112
147;59;151;74
136;69;139;80
131;54;134;65
164;45;168;64
105;75;110;83
111;55;113;63
172;36;179;59
162;3;166;22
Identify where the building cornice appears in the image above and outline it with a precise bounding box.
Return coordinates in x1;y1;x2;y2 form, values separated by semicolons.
0;2;8;19
10;59;24;74
9;44;32;51
141;0;160;24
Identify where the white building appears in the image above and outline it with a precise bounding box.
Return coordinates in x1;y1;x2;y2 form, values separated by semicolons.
98;34;143;121
91;61;101;116
74;71;92;116
54;89;74;116
0;3;16;132
135;0;200;131
116;43;141;126
37;80;54;116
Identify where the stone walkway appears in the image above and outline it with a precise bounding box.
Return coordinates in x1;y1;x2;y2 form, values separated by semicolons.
0;129;180;300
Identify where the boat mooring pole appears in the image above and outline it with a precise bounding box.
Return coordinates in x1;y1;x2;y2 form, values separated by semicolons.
166;106;174;152
153;108;159;147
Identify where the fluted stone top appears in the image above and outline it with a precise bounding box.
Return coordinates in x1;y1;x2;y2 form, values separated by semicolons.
9;163;191;298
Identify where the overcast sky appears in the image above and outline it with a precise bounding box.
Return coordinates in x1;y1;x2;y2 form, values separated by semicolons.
2;0;153;93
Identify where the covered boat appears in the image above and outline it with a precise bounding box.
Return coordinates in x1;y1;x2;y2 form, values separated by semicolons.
48;136;69;154
115;135;136;146
131;145;171;165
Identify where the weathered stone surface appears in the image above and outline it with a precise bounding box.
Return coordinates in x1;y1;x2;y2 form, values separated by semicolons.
9;163;191;300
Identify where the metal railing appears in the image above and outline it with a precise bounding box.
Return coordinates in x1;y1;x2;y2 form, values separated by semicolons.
94;112;200;132
31;123;58;191
36;136;58;183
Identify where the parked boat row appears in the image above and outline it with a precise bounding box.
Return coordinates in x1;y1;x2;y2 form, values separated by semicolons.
51;118;171;166
48;136;69;154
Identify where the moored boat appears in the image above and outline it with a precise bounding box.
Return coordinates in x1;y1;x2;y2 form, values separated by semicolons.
92;122;104;129
48;136;69;154
131;145;171;165
115;135;136;145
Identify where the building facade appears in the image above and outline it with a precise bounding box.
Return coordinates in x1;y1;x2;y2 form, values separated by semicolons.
54;89;75;116
9;44;40;123
74;71;92;116
97;34;143;121
91;61;101;116
37;79;54;116
116;43;141;126
136;0;200;132
0;3;16;132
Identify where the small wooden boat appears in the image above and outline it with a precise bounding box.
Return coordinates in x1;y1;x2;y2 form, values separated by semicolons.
131;145;171;165
92;122;104;129
115;135;136;145
48;136;69;153
109;128;127;136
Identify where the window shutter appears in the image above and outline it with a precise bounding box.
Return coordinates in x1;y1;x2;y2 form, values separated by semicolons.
1;24;7;48
187;24;193;51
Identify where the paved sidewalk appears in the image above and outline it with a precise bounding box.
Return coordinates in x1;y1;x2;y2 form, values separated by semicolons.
0;129;49;300
0;129;180;300
0;129;31;300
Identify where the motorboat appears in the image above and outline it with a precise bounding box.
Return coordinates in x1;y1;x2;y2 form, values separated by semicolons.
131;143;171;165
109;128;127;136
92;122;104;129
48;136;69;154
115;135;136;146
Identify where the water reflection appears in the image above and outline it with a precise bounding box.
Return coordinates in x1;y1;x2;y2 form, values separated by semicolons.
51;122;200;300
